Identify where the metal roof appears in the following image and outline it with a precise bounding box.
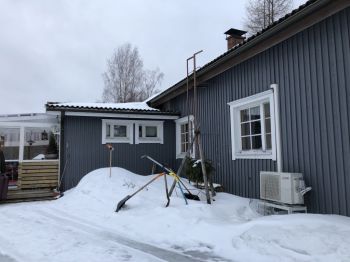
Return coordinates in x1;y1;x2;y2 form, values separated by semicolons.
45;102;178;115
224;28;247;37
149;0;324;105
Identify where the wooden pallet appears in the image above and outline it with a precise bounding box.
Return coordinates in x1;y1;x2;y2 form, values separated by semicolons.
1;161;60;203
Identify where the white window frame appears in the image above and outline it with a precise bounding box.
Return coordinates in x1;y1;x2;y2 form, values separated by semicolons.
228;90;276;160
0;122;59;162
175;115;195;159
102;119;133;144
135;120;164;144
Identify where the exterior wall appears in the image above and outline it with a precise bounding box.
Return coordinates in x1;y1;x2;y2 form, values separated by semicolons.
163;7;350;216
61;115;176;190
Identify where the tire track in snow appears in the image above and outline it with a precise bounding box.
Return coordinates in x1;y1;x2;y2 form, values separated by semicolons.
0;253;17;262
37;209;209;262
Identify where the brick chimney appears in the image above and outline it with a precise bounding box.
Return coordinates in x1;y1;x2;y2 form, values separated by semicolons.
224;28;247;50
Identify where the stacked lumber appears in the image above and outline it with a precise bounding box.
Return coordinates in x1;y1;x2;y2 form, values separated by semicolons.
5;161;59;203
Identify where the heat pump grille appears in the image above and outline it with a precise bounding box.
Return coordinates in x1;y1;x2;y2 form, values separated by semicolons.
261;174;281;201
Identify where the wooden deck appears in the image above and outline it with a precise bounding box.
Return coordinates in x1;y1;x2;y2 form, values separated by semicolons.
4;161;60;203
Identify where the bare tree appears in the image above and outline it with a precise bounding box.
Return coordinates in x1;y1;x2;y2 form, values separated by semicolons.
102;43;163;103
245;0;293;35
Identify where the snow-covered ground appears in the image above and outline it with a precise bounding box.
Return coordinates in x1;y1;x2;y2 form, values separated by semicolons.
0;168;350;262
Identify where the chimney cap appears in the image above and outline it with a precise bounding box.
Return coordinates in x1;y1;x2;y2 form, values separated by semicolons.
224;28;247;37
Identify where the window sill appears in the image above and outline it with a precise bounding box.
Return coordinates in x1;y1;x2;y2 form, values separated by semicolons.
136;138;163;144
233;152;276;160
102;138;132;144
176;153;195;159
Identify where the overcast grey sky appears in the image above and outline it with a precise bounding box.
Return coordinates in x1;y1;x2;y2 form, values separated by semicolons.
0;0;306;114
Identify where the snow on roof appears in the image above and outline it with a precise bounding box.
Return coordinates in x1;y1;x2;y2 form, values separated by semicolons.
46;101;159;112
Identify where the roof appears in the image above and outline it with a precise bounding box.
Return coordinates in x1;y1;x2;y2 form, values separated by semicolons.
149;0;344;106
224;28;247;37
46;101;178;115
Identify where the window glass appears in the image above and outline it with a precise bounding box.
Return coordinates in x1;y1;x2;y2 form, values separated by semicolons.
264;103;270;118
139;126;143;137
241;137;251;150
145;126;157;137
266;134;272;150
106;124;111;137
252;135;262;149
113;125;127;137
241;123;250;136
24;127;58;160
251;121;261;135
250;106;260;120
180;123;191;153
239;103;270;152
240;109;249;122
0;128;20;160
264;102;272;150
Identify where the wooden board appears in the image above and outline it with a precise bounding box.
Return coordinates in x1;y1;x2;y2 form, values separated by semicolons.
6;189;57;200
20;173;58;177
20;169;58;174
3;161;61;203
19;161;59;166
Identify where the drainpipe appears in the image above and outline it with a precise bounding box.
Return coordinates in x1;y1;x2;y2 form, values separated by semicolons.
271;84;282;173
59;110;65;191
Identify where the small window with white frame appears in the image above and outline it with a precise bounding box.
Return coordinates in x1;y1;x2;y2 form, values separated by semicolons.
175;115;195;158
102;119;133;144
135;121;164;144
228;90;276;160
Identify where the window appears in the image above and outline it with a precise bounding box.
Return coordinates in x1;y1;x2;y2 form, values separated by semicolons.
24;127;56;160
175;115;195;158
228;90;276;160
135;121;164;144
102;120;133;144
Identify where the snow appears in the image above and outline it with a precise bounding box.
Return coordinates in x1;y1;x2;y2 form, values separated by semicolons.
49;101;158;111
32;154;45;160
0;167;350;262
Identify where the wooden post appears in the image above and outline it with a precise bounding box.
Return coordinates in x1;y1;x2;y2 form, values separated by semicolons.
109;149;112;178
106;144;114;178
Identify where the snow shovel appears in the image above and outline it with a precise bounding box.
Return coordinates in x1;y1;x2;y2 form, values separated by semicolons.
115;173;164;212
141;155;200;201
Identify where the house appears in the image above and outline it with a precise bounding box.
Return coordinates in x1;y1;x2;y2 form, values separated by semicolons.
147;0;350;216
45;102;179;190
2;0;349;216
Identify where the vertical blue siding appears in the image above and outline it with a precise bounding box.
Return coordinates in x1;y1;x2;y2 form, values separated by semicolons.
165;8;350;215
61;116;176;190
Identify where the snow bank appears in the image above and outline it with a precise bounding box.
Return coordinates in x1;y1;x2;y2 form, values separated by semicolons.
0;167;349;261
56;168;350;261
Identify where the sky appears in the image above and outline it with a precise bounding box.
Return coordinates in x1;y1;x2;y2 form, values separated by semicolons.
0;0;306;114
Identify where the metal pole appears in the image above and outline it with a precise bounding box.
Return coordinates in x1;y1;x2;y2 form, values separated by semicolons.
192;51;211;204
186;58;192;156
109;148;112;178
271;84;283;172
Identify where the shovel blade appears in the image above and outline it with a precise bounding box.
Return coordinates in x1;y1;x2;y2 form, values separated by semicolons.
115;195;132;212
184;192;200;201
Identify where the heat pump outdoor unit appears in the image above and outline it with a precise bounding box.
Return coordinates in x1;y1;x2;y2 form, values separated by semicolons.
260;171;305;205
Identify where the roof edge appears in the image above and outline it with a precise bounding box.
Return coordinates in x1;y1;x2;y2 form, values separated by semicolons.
149;0;346;106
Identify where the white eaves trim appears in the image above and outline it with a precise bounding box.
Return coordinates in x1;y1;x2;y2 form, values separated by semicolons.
55;111;179;120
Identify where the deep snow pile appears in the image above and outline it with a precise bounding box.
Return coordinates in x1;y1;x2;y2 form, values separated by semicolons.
1;167;350;262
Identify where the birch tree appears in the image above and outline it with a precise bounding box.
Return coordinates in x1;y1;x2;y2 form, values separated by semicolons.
245;0;293;35
102;43;163;103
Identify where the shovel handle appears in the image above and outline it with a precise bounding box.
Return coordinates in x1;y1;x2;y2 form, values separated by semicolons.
129;173;164;198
